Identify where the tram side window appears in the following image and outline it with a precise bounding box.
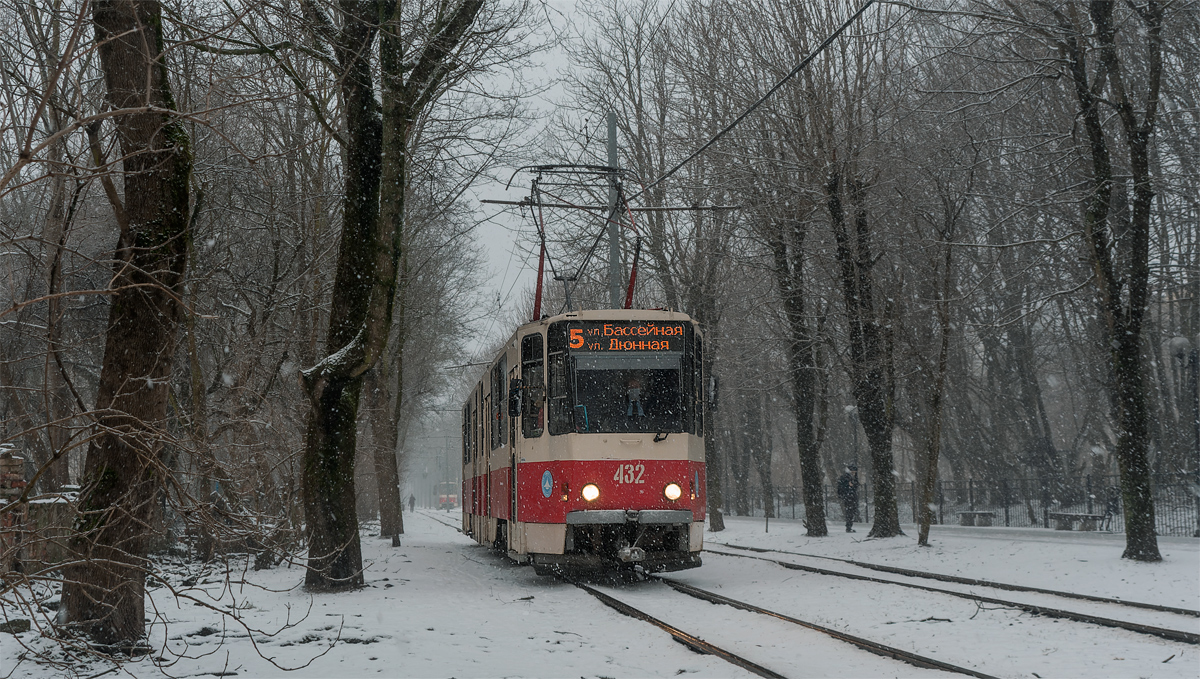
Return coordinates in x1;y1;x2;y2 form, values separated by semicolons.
490;357;507;449
462;405;469;464
548;353;571;435
483;394;490;451
547;323;571;435
521;334;545;438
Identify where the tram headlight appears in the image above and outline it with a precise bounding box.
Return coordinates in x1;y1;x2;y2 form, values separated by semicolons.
664;483;683;501
581;483;600;502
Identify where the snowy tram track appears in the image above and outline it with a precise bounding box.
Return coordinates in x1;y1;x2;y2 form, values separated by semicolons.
703;546;1200;645
563;577;790;679
710;541;1200;618
420;512;979;677
652;575;998;678
419;512;1196;675
567;576;994;679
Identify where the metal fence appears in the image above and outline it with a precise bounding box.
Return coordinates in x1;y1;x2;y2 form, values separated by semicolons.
776;473;1199;537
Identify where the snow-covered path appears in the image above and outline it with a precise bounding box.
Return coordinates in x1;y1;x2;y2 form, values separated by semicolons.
2;512;1197;678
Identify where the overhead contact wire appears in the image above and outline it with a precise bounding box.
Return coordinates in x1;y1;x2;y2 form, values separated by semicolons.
629;0;877;202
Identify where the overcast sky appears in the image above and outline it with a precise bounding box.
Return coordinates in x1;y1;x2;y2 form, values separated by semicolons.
466;0;585;350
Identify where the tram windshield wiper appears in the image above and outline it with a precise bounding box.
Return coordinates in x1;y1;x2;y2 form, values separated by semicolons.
653;431;669;442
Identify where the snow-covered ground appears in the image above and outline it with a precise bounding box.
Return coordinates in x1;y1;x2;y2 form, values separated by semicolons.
1;512;1196;678
707;516;1200;611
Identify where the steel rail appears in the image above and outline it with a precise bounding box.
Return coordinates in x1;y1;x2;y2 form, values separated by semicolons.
705;548;1199;645
652;576;998;679
562;576;788;679
709;541;1200;618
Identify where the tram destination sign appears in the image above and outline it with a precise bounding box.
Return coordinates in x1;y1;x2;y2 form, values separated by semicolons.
567;321;685;352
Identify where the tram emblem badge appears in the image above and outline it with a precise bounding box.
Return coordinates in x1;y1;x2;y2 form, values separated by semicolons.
541;470;553;498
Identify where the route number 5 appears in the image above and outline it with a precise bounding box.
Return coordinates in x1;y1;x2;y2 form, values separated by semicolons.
569;328;584;348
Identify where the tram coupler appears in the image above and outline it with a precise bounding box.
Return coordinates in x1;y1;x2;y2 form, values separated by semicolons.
617;546;647;562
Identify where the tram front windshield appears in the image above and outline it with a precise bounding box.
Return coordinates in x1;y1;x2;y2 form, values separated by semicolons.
572;352;682;433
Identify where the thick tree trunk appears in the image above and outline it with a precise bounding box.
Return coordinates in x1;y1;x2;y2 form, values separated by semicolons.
732;398;750;516
918;246;953;547
300;1;381;590
745;388;775;519
300;0;483;588
366;365;403;537
768;218;827;535
61;0;192;647
825;169;902;538
301;373;368;588
1057;0;1162;561
699;315;724;531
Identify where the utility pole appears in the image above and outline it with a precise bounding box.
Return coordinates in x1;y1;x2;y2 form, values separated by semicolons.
607;111;622;309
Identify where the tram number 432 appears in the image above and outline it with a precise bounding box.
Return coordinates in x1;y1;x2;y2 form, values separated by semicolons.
613;463;645;485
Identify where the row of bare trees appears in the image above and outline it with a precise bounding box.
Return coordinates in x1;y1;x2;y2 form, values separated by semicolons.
541;0;1196;556
1;0;534;657
0;0;1195;663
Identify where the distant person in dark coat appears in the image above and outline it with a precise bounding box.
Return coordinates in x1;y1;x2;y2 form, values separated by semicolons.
1102;487;1120;531
837;465;860;533
408;493;416;513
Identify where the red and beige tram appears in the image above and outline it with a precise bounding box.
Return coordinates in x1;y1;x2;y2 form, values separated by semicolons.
461;309;705;573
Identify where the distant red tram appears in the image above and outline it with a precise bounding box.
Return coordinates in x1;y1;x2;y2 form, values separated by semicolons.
461;309;706;573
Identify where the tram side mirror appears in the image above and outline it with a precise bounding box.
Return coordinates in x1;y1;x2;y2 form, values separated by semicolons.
707;375;719;412
508;378;523;418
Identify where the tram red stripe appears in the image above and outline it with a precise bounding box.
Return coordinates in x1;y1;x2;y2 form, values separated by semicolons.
464;459;705;523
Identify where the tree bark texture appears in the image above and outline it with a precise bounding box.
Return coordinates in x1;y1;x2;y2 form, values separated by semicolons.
366;365;403;537
62;0;192;647
300;0;483;589
699;310;724;531
299;0;381;590
1056;0;1162;561
732;396;750;516
744;387;775;518
768;217;827;535
918;245;953;547
42;98;74;492
825;169;903;538
694;277;725;531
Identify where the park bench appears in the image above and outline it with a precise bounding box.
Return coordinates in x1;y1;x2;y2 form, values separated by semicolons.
957;511;996;527
1047;512;1105;531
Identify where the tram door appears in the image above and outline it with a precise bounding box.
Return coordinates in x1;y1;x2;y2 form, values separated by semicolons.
509;365;519;527
477;388;484;520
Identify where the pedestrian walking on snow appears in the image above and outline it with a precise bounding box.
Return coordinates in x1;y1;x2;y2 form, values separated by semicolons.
409;493;416;513
1102;487;1120;531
